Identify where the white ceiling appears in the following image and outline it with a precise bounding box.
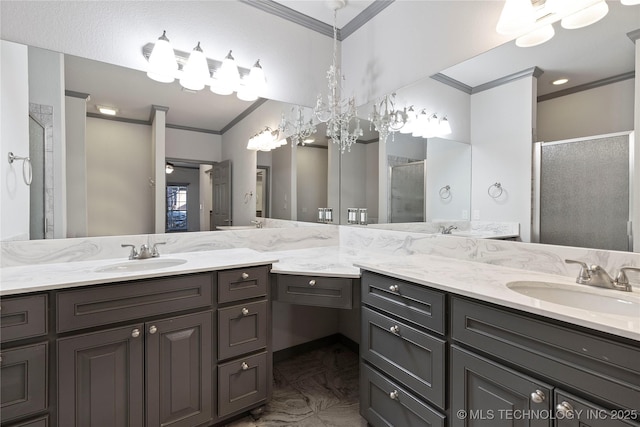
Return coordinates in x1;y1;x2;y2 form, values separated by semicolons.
272;0;376;28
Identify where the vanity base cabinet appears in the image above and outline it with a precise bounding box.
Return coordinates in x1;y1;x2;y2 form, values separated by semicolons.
217;351;268;418
450;345;552;427
554;390;639;427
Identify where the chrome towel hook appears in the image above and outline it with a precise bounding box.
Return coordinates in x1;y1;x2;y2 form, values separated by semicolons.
439;185;451;200
8;152;32;186
487;182;503;198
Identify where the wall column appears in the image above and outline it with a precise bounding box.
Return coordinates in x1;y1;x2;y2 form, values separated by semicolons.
151;105;169;234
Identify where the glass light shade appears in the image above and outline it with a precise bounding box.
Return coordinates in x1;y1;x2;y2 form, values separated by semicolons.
247;60;267;94
237;80;258;102
212;50;240;95
438;117;452;136
179;42;210;91
165;163;174;174
496;0;536;35
516;24;555;47
561;1;609;29
412;111;429;138
621;0;640;4
399;107;415;134
422;114;440;139
147;31;178;83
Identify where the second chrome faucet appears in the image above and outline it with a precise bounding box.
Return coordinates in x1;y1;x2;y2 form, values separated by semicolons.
122;242;166;260
565;259;639;292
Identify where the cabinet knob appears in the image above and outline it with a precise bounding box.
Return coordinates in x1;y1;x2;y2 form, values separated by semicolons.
389;390;399;400
241;307;250;316
241;272;249;280
131;328;141;338
556;401;574;417
389;325;400;335
389;284;399;292
530;389;546;404
241;362;249;371
149;325;157;334
309;279;316;286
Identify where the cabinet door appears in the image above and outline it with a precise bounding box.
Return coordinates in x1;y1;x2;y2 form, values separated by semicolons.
555;390;640;427
58;324;144;427
218;351;268;418
451;346;552;427
0;343;47;422
218;300;267;360
146;311;213;427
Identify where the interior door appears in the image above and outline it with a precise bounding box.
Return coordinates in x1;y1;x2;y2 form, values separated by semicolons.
212;160;232;229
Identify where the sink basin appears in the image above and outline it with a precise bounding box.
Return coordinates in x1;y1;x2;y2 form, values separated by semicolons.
95;258;187;273
507;281;639;316
216;226;257;230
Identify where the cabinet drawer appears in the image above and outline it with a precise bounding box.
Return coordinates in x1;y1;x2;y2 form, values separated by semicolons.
275;274;352;309
451;297;640;411
360;363;445;427
1;294;47;343
361;271;445;335
218;351;268;417
218;300;267;360
10;415;49;427
218;266;269;304
57;273;213;332
555;390;640;427
361;306;445;409
450;345;552;427
1;343;48;422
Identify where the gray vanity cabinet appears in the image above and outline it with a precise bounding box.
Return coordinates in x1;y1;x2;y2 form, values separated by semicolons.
274;274;354;309
554;390;639;427
450;345;552;427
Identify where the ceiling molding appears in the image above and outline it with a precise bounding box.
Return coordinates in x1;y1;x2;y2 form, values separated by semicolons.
221;98;269;134
297;143;328;150
537;71;635;103
166;123;222;135
472;66;544;94
150;104;170;123
627;28;640;43
341;0;394;39
65;90;90;100
358;138;379;144
86;112;151;126
430;73;472;94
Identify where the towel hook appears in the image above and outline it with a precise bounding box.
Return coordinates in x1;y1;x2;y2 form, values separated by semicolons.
439;185;451;200
8;152;32;186
487;182;503;198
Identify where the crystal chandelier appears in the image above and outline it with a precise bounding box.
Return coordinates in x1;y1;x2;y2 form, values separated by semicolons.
279;105;317;147
314;4;362;153
369;93;407;144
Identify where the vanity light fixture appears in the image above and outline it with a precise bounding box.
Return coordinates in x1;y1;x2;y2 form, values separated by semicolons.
211;50;241;96
621;0;640;5
399;106;416;134
409;110;452;139
179;42;210;91
165;162;174;174
515;24;555;47
146;31;178;83
560;0;609;29
246;127;285;151
97;105;118;116
552;78;569;85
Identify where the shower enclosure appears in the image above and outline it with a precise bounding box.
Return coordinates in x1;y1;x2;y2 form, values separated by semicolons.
532;132;634;251
389;160;426;223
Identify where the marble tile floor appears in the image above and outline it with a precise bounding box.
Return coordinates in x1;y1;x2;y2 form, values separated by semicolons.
225;343;368;427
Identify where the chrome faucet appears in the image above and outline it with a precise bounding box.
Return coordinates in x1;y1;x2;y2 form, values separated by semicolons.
440;225;458;234
122;242;165;260
251;220;263;229
565;259;638;292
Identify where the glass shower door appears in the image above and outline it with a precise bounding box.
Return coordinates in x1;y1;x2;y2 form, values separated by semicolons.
29;115;45;240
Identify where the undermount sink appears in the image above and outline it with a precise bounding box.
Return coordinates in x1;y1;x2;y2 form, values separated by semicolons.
507;281;639;316
95;258;187;273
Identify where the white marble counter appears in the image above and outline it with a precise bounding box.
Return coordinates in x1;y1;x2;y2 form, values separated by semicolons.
0;248;278;296
354;255;640;342
270;246;361;278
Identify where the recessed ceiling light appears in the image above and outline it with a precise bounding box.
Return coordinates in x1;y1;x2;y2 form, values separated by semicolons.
552;78;569;85
303;138;315;144
97;105;118;116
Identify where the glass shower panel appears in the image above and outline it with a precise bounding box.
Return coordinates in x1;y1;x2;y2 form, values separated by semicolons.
539;134;630;251
29;116;45;240
389;160;426;223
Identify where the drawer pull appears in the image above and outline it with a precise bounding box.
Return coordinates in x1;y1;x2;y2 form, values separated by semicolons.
389;390;399;400
530;389;546;403
241;272;250;280
389;325;400;335
131;328;141;338
149;325;157;334
241;307;250;316
241;362;249;371
556;401;574;417
309;279;316;286
389;284;399;292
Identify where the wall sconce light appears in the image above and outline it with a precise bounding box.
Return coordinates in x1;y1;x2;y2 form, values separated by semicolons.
165;162;174;174
142;34;267;101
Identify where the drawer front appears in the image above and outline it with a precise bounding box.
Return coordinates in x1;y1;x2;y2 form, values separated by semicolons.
360;363;445;427
451;297;640;411
0;343;48;422
57;273;213;332
361;271;445;335
361;306;446;409
218;266;269;304
275;274;352;309
218;351;268;417
218;300;267;360
1;294;48;343
10;415;49;427
555;390;640;427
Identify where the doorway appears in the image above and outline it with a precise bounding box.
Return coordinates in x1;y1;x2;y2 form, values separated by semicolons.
256;166;270;218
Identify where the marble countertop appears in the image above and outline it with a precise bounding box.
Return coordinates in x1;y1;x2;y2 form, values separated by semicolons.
0;248;279;296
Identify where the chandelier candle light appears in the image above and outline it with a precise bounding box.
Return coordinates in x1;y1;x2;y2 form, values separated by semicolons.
369;93;407;144
279;105;317;147
314;1;363;153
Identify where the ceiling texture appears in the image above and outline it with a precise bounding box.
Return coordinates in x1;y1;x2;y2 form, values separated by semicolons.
60;0;638;133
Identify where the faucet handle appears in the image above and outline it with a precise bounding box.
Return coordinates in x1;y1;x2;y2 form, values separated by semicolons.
615;267;640;288
121;244;138;260
565;259;591;283
151;242;166;257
